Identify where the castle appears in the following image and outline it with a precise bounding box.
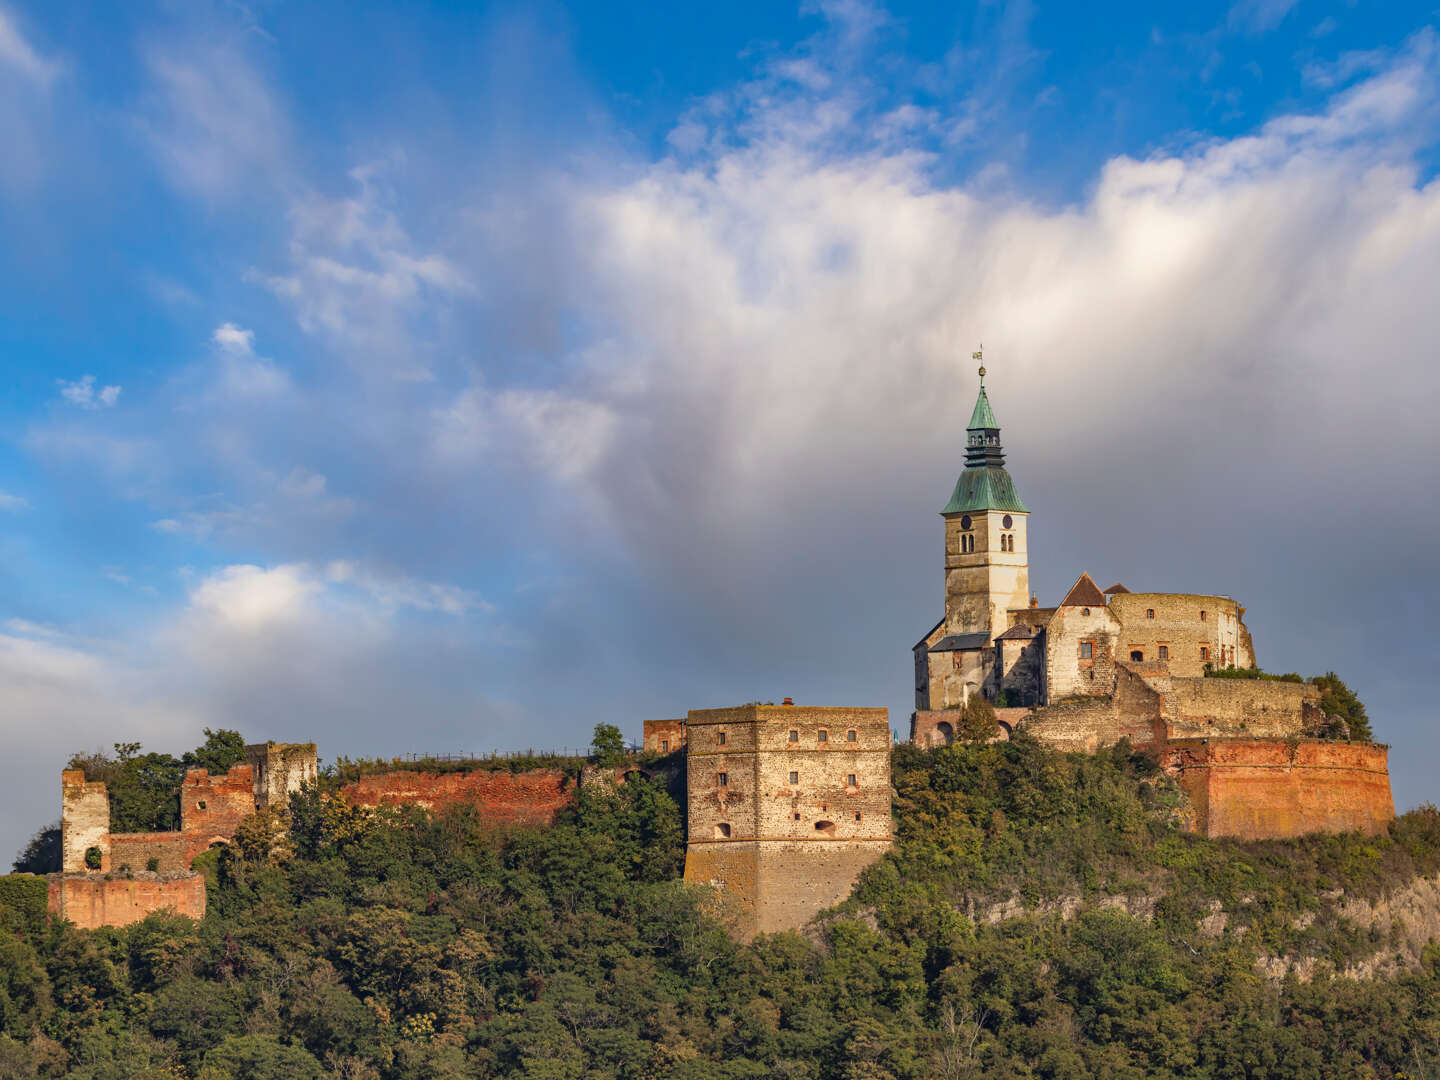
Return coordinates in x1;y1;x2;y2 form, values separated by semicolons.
908;361;1393;841
38;360;1396;937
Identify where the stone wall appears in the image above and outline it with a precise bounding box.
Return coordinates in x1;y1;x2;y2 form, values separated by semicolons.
642;719;686;755
910;707;1032;747
61;771;110;872
1044;604;1120;700
339;768;576;825
1108;593;1249;674
246;742;318;810
47;873;205;930
1161;676;1319;739
108;831;189;874
1165;740;1394;839
683;704;893;938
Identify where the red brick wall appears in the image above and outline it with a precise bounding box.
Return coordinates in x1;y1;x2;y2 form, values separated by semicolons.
1165;740;1394;839
339;769;576;825
643;719;686;754
180;764;257;865
47;873;206;930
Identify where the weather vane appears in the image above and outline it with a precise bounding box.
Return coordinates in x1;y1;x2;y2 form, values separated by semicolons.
973;344;985;382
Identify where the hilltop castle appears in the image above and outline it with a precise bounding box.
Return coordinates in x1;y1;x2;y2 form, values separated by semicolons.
40;361;1396;938
908;361;1393;841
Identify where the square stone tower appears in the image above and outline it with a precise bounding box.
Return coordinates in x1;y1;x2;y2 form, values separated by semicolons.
682;704;892;939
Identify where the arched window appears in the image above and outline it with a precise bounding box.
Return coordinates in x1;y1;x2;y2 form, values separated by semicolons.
935;721;954;745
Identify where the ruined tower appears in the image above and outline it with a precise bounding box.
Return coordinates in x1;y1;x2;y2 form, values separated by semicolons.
682;704;893;939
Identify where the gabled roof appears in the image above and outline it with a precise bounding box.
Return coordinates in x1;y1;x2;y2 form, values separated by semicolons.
1104;582;1131;594
1059;572;1108;609
912;617;945;651
928;632;992;653
995;623;1038;642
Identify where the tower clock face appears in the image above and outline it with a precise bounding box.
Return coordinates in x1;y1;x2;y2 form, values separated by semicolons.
1002;514;1013;529
960;515;972;530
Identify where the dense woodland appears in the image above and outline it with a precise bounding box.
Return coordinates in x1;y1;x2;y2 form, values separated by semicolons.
4;716;1440;1078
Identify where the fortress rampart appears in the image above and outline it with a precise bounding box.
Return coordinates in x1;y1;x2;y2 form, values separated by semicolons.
48;873;206;931
1166;739;1394;840
339;768;577;824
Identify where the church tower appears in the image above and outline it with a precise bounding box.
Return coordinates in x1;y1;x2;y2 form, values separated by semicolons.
941;357;1030;641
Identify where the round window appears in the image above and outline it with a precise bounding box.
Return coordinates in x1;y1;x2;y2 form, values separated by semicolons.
960;514;972;530
1002;514;1013;529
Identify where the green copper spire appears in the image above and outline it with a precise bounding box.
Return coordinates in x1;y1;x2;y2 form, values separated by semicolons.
942;347;1029;515
968;375;998;431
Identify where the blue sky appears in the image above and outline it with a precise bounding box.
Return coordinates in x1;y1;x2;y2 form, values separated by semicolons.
2;0;1440;861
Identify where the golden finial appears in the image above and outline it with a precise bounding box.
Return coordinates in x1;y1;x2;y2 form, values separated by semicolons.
973;345;985;382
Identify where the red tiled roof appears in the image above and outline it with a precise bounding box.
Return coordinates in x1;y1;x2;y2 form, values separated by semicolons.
1059;572;1108;608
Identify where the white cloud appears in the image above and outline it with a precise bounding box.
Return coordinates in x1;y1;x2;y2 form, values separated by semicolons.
57;374;122;409
0;490;28;512
325;560;487;616
212;322;255;354
210;322;291;397
0;7;60;87
249;162;467;374
186;563;323;631
139;42;289;200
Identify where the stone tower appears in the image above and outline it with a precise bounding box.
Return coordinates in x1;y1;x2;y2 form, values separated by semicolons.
682;704;893;939
942;363;1029;640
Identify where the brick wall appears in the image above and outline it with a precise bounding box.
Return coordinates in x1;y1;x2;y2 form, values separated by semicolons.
180;765;257;864
642;719;686;755
1165;740;1394;839
339;769;576;825
47;873;206;930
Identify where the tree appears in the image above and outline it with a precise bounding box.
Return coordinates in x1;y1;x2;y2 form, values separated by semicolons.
590;723;627;767
1313;672;1372;741
956;695;1000;743
183;729;248;775
11;823;60;874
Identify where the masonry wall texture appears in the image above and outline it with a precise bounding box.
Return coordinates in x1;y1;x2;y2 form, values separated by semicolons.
246;741;319;810
1165;740;1394;839
107;831;188;874
1107;593;1250;673
60;771;110;872
47;873;206;930
683;704;893;939
339;769;576;825
642;719;687;755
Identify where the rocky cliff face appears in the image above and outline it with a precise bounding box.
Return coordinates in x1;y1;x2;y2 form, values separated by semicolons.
954;871;1440;983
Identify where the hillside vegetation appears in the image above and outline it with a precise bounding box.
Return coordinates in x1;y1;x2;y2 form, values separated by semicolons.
3;735;1440;1079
